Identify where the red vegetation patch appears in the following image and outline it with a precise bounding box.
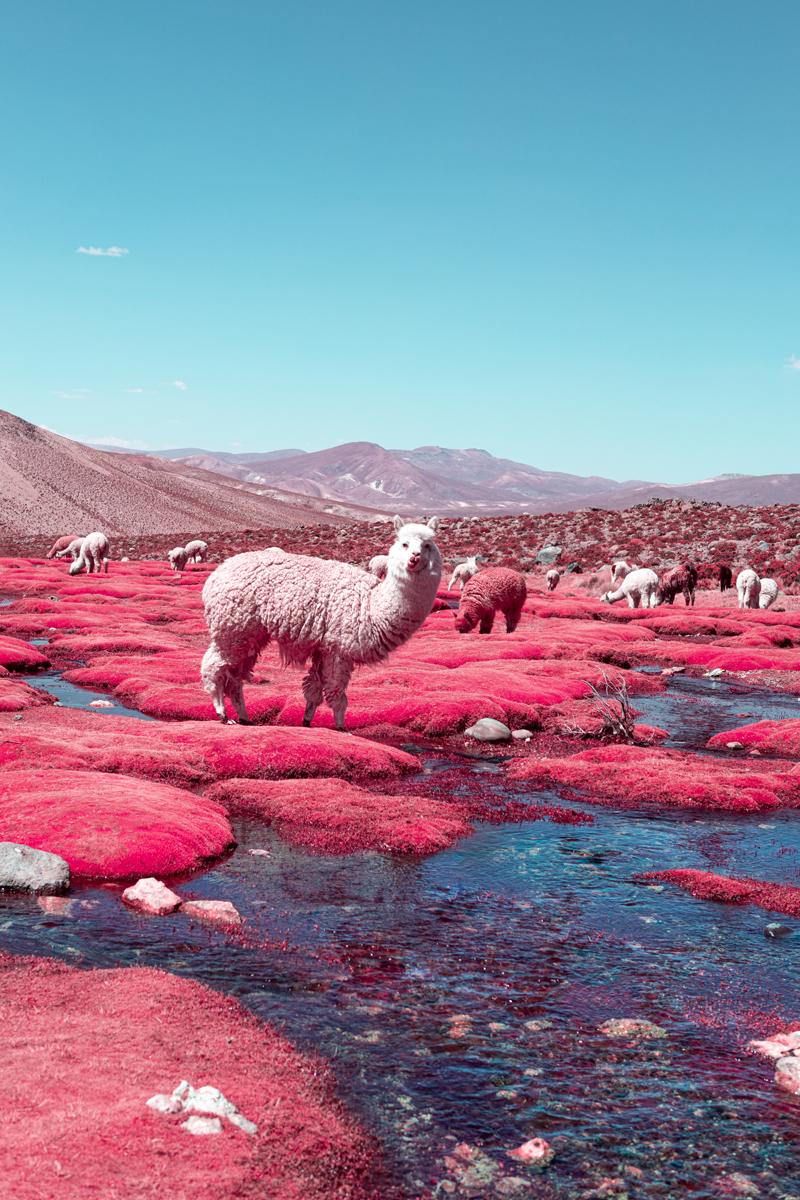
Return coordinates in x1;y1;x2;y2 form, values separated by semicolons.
0;674;54;712
207;777;472;855
0;709;419;786
0;633;48;671
641;869;800;918
0;955;376;1200
0;769;235;880
507;745;800;812
707;720;800;758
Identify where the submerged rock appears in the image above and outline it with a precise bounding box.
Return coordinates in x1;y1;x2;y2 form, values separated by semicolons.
0;841;69;894
507;1137;555;1168
775;1055;800;1095
182;899;242;928
598;1018;667;1041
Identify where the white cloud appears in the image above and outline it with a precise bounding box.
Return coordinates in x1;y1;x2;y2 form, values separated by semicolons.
51;389;90;400
788;355;800;371
172;379;188;391
76;245;129;257
124;387;145;394
86;435;152;450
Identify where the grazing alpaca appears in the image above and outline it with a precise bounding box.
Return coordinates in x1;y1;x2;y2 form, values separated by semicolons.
368;554;389;580
719;564;733;592
454;568;527;634
758;578;779;610
546;568;561;591
611;560;638;585
55;538;85;562
602;568;660;609
448;555;480;591
68;532;110;575
46;534;81;559
201;516;442;728
658;563;698;607
168;546;190;572
736;569;761;610
185;539;208;562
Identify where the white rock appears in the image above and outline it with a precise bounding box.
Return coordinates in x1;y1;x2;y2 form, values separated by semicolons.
181;1115;223;1135
464;718;512;743
89;698;114;708
512;729;534;740
122;877;182;916
725;741;744;750
705;668;725;678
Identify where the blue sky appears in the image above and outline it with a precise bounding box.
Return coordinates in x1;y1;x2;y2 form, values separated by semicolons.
1;1;798;481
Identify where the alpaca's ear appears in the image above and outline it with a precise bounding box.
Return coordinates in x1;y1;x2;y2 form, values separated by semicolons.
427;516;439;532
393;515;405;533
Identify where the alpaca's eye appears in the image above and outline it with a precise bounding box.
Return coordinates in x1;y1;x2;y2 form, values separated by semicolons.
402;542;408;548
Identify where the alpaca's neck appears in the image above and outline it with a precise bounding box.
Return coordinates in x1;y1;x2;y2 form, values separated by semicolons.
363;562;441;660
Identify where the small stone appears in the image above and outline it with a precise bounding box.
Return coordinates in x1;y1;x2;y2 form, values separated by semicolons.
507;1137;555;1168
147;1093;184;1114
764;923;792;938
37;895;76;916
181;1115;223;1135
775;1055;800;1095
523;1018;553;1033
182;899;242;928
598;1018;667;1040
725;741;744;750
122;877;182;916
89;698;114;708
705;668;725;678
248;848;270;856
496;1178;531;1196
512;729;534;740
464;718;512;743
0;842;70;894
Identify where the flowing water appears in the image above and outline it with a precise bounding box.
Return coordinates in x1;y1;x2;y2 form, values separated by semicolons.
3;672;800;1197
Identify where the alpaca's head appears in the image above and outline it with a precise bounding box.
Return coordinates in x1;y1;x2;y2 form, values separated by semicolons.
601;591;615;604
453;599;479;633
387;516;442;580
68;559;82;575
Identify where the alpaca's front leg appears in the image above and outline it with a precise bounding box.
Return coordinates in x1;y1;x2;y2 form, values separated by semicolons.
321;655;353;731
302;651;324;726
201;642;232;722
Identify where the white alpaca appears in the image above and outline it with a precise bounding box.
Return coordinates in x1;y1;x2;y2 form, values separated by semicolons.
55;537;84;562
758;578;778;610
201;516;442;729
602;567;660;609
185;539;209;562
546;568;561;591
736;569;761;610
611;560;639;585
448;555;480;591
69;532;110;575
168;546;189;572
368;554;389;580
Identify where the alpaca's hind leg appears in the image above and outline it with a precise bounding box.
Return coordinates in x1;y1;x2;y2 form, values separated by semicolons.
302;651;324;727
505;605;522;633
321;655;353;732
479;608;494;634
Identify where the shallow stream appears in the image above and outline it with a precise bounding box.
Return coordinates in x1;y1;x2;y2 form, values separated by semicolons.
3;671;800;1198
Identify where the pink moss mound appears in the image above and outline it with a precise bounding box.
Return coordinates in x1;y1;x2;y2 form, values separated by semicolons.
507;745;800;812
707;720;800;758
641;869;800;918
0;674;54;712
0;954;376;1200
0;769;235;880
207;777;472;855
0;709;419;786
0;634;48;671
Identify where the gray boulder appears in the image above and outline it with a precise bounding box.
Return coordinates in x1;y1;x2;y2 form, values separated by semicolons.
536;544;562;565
0;842;70;894
465;718;512;743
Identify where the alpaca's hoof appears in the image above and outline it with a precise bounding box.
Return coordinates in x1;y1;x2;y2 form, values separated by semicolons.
302;718;312;727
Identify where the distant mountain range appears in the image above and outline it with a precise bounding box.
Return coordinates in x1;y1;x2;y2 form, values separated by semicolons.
97;439;800;514
0;410;365;537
